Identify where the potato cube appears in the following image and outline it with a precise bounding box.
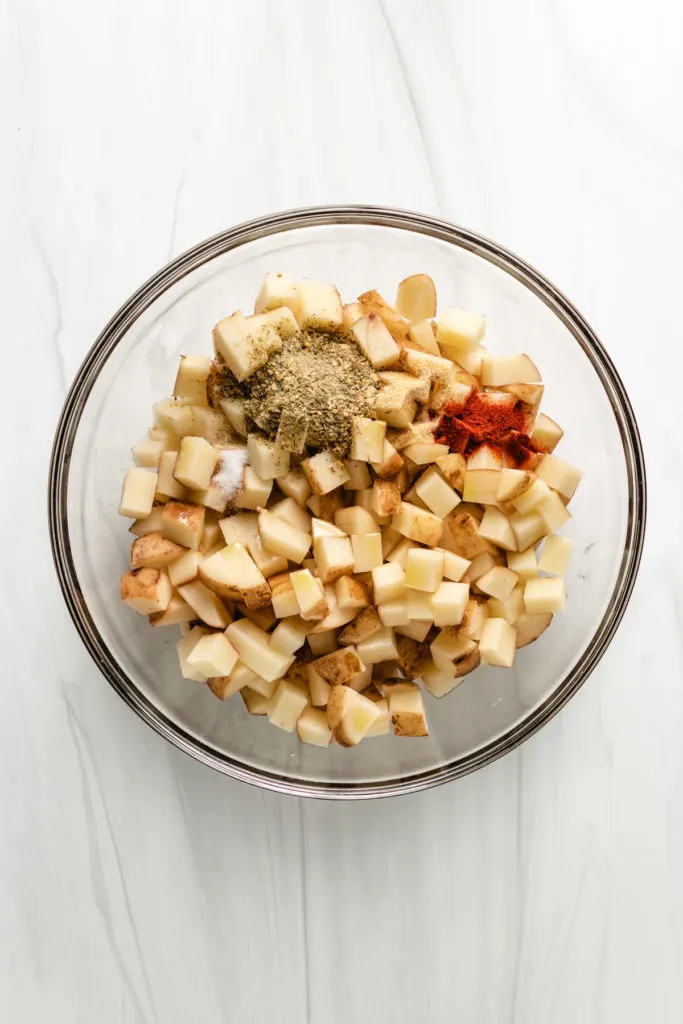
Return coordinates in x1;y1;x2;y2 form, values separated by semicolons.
402;443;450;466
401;349;453;387
352;314;401;368
436;307;486;358
306;490;346;522
430;629;478;674
148;592;196;628
254;272;300;316
287;568;328;620
357;289;409;340
459;597;490;640
302;451;350;495
270;496;312;535
467;445;504;472
306;664;331;708
156;452;188;501
351;533;383;573
306;632;337;658
173;436;219;491
357;627;398;665
295;279;343;330
496;468;534;502
516;611;553;648
237;603;277;633
168;549;200;587
476;566;518;601
531;413;564;453
437;549;470;582
395;274;437;322
480;353;541;387
308;586;358;632
247;434;290;480
488;586;525;625
311;517;345;543
258;509;311;563
406;590;434;622
506;547;538;580
336;692;382;745
187;632;239;678
128;507;165;538
414;466;460;518
431;581;469;627
395;620;431;642
538;534;574;576
512;477;551;515
392;502;443;546
226;619;294;682
121;567;172;615
508;510;547;551
241;688;274;715
374;388;418;428
479;618;517;667
161;501;205;550
371;562;406;604
404;548;444;592
478;507;517;551
333;505;376;536
335;576;370;610
260;305;301;340
198;542;271;609
154;398;194;437
421;665;463;699
437;453;467;493
381;525;402;558
349;417;386;463
338;607;382;646
177;580;230;628
385;537;418;569
389;686;428;737
268;679;309;732
326;685;363;730
463;469;501;504
377;598;410;627
363;697;391;737
313;646;365;685
524;577;566;614
245;533;289;578
537;490;572;532
120;468;158;519
276;469;312;507
177;626;209;682
220;397;247;437
173;354;212;405
296;708;333;747
406;319;440;355
132;437;164;469
267;572;298;619
130;532;185;570
344;459;372;491
313;535;354;584
371;479;402;518
235;466;272;510
206;661;260;701
213;311;282;382
445;510;494;560
534;455;583;500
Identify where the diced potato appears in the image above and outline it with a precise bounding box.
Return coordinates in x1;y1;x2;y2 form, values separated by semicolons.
268;679;309;732
480;353;541;387
389;686;428;737
476;566;518;601
392;502;443;546
306;490;346;522
307;631;338;658
348;667;373;693
437;453;467;493
488;586;525;625
128;507;165;538
479;618;516;667
306;664;331;707
431;581;470;627
430;629;478;674
177;580;230;628
370;440;404;479
538;534;574;576
445;509;495;559
173;354;212;405
295;279;343;330
348;417;386;465
371;562;406;604
393;636;431;678
351;533;383;573
352;313;401;368
260;305;301;340
311;517;345;542
313;535;354;584
154;398;194;437
213;311;282;382
429;373;473;415
262;614;306;655
173;436;219;491
344;459;372;491
290;568;329;620
198;542;271;609
270;496;312;535
524;577;566;614
334;505;378;536
237;603;277;633
336;692;382;746
254;272;300;316
247;434;290;480
462;469;501;504
241;687;273;715
459;596;490;640
462;551;501;584
371;479;402;518
189;406;234;446
531;413;564;453
326;685;363;730
478;507;517;551
467;445;503;472
235;466;272;510
422;665;463;698
404;548;444;592
516;611;553;648
508;510;547;551
395;620;432;642
246;533;289;578
132;437;164;469
357;289;409;340
385;538;418;569
377;598;410;627
148;592;196;627
302;451;350;495
307;586;358;632
276;469;312;506
156;452;188;502
438;549;470;581
363;697;391;737
121;567;172;615
534;454;583;500
395;274;437;322
268;572;299;619
381;525;402;558
357;627;398;665
343;301;364;330
407;319;440;355
537;490;571;532
130;532;185;570
206;660;259;701
414;466;460;518
161;501;205;550
506;547;539;580
296;708;333;747
496;468;534;502
198;517;222;554
226;619;294;682
168;549;200;587
313;646;365;685
177;626;209;681
258;509;311;563
187;632;239;678
437;307;486;358
120;468;158;519
406;590;434;622
511;477;551;515
274;406;308;454
333;578;368;614
402;443;450;465
338;607;382;646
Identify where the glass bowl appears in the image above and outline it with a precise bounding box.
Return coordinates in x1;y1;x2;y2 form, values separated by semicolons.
48;206;646;799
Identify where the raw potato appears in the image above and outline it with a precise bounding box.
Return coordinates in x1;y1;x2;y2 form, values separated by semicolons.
241;688;273;715
487;586;525;626
414;467;460;518
268;679;309;732
154;398;194;437
538;489;571;532
508;510;547;552
162;501;206;550
269;572;300;619
476;566;519;601
406;590;434;621
357;289;409;340
313;535;354;584
338;607;382;646
440;549;471;582
247;434;290;480
352;314;401;369
371;479;402;518
389;685;428;737
497;469;534;502
254;272;300;316
407;319;440;355
395;636;432;678
174;354;212;405
295;279;344;330
512;477;551;515
336;693;381;746
174;436;219;491
198;542;271;609
371;562;406;604
535;455;583;500
437;453;467;492
128;507;165;538
351;533;383;573
226;619;294;682
187;633;239;679
431;581;470;627
271;497;312;535
357;627;398;665
258;509;311;564
156;452;188;501
344;459;372;490
531;414;564;453
213;311;283;382
297;708;333;747
177;626;209;682
524;577;566;614
121;568;172;615
303;451;350;495
422;665;463;698
350;416;386;463
313;646;365;685
459;597;490;641
235;466;272;510
404;548;444;592
463;469;501;504
290;568;329;620
445;509;495;559
335;575;370;609
516;612;553;648
479;618;517;667
370;439;404;479
130;532;186;569
507;547;538;580
436;307;485;358
478;507;517;551
148;592;196;627
133;437;164;469
392;502;443;546
395;274;437;322
480;354;541;387
120;468;158;519
538;534;574;576
377;597;410;627
177;580;231;628
277;469;312;506
168;550;201;587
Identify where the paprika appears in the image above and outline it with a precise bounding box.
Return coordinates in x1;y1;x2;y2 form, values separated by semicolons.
436;392;539;467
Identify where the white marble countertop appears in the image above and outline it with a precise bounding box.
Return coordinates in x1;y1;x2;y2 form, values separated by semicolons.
4;0;682;1020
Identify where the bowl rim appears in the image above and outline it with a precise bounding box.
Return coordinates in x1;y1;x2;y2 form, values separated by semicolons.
48;204;647;800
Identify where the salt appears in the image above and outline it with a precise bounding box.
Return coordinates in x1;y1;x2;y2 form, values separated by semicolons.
211;446;248;505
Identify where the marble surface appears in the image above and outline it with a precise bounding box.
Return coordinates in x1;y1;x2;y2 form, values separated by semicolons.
3;0;682;1020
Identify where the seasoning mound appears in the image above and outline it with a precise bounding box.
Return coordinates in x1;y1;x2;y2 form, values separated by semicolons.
436;392;539;466
216;330;379;456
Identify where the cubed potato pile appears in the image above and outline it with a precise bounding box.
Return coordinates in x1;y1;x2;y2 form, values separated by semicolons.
119;272;581;748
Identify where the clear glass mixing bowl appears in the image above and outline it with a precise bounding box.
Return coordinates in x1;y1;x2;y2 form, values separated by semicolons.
48;206;646;798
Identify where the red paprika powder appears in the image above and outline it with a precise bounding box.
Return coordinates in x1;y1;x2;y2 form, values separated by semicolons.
436;392;539;467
